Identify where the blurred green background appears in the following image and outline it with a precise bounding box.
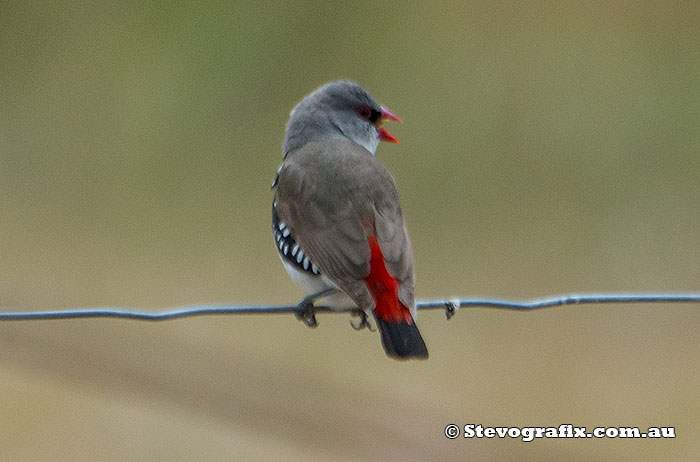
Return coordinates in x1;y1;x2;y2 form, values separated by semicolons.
1;1;699;460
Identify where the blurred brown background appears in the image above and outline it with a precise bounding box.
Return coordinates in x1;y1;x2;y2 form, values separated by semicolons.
1;1;699;460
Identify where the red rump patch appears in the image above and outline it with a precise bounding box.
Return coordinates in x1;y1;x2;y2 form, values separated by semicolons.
365;235;414;324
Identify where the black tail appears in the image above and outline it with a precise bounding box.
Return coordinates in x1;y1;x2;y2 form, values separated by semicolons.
376;318;429;360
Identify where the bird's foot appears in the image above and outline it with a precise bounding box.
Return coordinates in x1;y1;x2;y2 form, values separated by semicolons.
296;298;317;328
350;310;376;332
295;289;336;328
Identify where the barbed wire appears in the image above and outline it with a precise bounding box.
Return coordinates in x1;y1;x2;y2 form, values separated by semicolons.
1;293;698;322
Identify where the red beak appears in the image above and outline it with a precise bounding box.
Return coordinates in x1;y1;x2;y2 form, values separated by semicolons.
377;105;402;144
380;105;402;123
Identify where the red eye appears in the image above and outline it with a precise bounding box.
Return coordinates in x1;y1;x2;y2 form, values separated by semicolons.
356;105;372;120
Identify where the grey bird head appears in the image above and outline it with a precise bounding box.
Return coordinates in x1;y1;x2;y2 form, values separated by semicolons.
282;81;401;157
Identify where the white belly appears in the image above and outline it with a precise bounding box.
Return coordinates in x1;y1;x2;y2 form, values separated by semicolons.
281;258;357;311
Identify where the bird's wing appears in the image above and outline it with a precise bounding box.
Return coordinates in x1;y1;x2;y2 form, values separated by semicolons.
274;140;415;314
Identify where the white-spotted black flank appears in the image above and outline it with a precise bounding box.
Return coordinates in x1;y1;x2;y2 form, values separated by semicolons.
272;201;320;276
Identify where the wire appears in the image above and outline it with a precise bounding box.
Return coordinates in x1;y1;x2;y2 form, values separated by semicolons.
1;293;698;322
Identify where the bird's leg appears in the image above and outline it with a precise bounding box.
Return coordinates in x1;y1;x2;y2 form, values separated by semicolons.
296;288;336;328
350;309;376;332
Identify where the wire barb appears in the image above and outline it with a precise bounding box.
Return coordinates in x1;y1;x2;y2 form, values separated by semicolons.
444;298;461;320
1;293;698;322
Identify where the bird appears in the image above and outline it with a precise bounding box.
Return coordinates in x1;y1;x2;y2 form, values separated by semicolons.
271;81;428;360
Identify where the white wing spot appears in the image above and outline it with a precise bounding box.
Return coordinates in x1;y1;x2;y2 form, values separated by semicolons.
311;264;319;274
296;250;304;263
282;228;290;238
283;244;289;255
278;221;287;231
291;244;299;256
302;256;310;270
